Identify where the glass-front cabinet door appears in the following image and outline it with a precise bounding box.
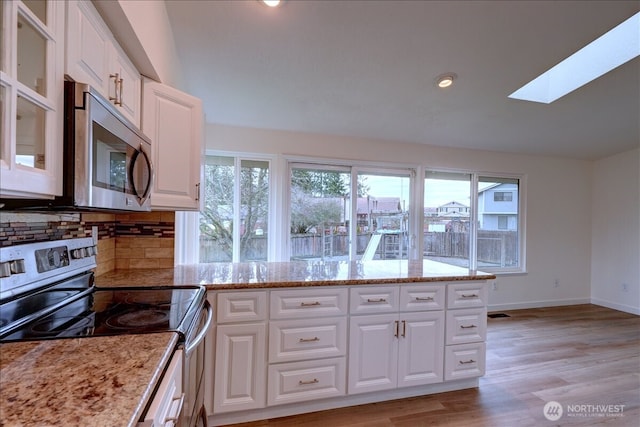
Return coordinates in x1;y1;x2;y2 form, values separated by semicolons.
0;0;64;198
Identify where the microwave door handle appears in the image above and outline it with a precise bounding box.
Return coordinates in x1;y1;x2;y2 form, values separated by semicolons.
130;145;153;205
185;300;213;356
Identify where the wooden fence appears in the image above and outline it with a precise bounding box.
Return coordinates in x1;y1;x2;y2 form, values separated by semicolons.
200;231;517;265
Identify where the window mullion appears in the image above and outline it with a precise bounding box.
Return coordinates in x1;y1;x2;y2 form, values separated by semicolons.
469;174;479;271
233;157;242;262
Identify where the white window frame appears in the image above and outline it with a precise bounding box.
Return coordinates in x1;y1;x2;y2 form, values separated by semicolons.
176;150;278;264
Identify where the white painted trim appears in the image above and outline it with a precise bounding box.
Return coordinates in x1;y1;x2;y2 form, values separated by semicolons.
487;298;591;312
591;298;640;316
207;378;478;426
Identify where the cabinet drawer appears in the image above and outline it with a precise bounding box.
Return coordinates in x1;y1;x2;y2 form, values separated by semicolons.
446;308;487;345
269;317;347;363
400;285;445;311
217;291;267;323
446;282;487;309
267;357;346;406
349;286;399;314
270;288;347;319
139;349;183;426
444;342;486;381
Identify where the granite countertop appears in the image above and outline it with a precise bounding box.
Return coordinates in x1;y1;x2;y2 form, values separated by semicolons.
0;332;178;427
95;259;496;289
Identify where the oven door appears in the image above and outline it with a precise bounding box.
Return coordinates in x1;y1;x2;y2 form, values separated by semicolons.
182;300;213;427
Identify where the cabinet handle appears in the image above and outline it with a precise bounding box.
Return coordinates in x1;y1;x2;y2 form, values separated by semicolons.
367;298;387;303
298;378;319;385
195;183;200;201
299;337;320;343
300;301;321;307
415;296;434;301
164;393;185;422
460;324;477;329
109;73;120;104
461;293;479;298
117;76;124;106
459;359;476;365
401;320;406;338
394;320;399;338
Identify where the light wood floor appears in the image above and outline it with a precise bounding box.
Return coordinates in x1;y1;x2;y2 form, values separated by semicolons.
223;304;640;426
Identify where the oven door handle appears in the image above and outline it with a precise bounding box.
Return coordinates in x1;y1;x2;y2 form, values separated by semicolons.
185;300;213;356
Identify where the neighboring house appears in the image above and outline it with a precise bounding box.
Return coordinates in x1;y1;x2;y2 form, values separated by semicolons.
437;201;470;217
477;183;518;230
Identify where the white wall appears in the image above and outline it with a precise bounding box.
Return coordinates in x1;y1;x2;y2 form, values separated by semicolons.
206;124;594;311
591;148;640;315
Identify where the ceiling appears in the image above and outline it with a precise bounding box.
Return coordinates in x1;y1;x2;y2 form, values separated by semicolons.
164;0;640;160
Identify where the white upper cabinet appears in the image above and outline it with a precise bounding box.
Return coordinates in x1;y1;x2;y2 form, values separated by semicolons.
65;0;140;127
0;0;65;198
142;78;203;211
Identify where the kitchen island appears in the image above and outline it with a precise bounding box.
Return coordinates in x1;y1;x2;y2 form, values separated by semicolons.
99;259;494;426
0;332;177;427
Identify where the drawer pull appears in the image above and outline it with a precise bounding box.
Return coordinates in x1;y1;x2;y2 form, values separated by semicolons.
415;296;434;301
298;378;319;385
300;301;321;307
367;298;387;303
164;393;185;423
460;324;477;329
459;359;476;365
299;337;320;343
461;293;479;298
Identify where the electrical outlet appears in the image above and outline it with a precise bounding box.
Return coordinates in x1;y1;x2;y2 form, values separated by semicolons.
554;279;560;288
621;283;629;292
491;281;498;291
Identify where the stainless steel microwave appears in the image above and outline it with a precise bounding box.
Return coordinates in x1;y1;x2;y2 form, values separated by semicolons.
66;81;153;211
0;82;153;212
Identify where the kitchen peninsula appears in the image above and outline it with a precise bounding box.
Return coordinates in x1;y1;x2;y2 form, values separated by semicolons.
97;258;495;426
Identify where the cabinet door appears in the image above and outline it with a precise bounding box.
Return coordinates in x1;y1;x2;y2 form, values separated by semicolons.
65;0;111;94
348;314;398;395
214;323;266;413
397;311;444;387
1;0;65;198
142;78;203;210
109;43;141;127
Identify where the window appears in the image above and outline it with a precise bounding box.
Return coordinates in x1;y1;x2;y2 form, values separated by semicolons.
200;155;270;262
425;172;524;273
494;191;513;202
288;162;413;261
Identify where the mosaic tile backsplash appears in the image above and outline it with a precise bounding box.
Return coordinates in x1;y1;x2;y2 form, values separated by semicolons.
0;212;175;275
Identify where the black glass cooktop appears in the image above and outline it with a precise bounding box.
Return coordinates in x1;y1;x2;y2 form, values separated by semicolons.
0;280;204;343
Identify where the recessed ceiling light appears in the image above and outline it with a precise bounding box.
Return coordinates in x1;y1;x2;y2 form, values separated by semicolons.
436;73;457;88
262;0;282;7
509;12;640;104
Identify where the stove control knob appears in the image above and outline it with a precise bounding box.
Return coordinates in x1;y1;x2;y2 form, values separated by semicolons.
9;259;25;274
71;249;82;259
0;262;10;278
48;249;61;267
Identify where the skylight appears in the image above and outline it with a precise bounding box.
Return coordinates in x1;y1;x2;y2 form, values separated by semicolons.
509;12;640;104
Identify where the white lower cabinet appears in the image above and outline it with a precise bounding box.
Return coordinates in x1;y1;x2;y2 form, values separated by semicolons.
213;322;266;413
208;281;488;425
267;357;346;406
348;311;444;395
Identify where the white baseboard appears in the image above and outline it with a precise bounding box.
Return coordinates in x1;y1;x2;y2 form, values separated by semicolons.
590;298;640;315
487;298;591;312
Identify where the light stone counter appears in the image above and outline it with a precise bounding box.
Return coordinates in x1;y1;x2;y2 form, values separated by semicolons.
95;259;496;289
0;332;178;427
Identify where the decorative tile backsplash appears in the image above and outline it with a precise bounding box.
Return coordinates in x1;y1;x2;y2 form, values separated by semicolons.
0;211;175;275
